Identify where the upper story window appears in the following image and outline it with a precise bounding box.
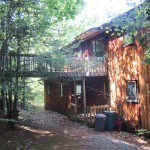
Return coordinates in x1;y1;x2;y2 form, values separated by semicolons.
74;46;82;57
78;46;82;57
92;38;105;57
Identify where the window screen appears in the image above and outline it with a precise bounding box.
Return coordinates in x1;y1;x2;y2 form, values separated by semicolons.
60;84;64;97
76;84;81;95
126;80;138;102
47;84;52;95
92;38;105;57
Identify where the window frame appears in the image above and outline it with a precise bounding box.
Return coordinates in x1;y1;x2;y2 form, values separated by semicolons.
104;80;110;99
76;84;82;96
46;84;52;95
126;80;139;103
60;84;64;97
92;37;105;57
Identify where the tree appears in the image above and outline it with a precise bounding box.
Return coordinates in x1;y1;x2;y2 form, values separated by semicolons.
0;0;84;124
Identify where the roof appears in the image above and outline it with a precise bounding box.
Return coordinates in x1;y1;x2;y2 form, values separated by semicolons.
67;1;147;47
72;21;111;43
75;27;104;41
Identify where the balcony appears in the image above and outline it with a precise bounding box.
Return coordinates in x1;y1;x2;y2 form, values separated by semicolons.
0;53;107;77
61;57;107;77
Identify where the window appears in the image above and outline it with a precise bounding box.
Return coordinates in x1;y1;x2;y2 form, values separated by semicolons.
123;34;134;47
46;84;52;95
104;80;110;99
126;80;139;103
92;38;105;57
78;46;82;57
76;84;82;95
60;84;64;97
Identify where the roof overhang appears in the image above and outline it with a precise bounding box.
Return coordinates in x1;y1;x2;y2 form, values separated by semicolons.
66;2;145;47
75;27;106;41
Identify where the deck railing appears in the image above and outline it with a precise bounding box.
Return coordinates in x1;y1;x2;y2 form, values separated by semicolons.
0;53;107;77
68;103;110;126
61;57;107;76
85;105;109;126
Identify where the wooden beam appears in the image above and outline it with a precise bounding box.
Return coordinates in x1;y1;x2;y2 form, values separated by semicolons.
83;77;87;125
74;81;78;121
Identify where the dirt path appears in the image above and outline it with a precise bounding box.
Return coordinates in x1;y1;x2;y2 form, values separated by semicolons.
0;108;150;150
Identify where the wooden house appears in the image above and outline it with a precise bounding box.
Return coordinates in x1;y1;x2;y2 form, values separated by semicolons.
44;5;150;131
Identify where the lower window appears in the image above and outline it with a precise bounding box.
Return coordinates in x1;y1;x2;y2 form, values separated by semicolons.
126;80;139;103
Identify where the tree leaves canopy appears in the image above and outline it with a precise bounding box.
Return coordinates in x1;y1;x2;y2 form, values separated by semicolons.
0;0;84;120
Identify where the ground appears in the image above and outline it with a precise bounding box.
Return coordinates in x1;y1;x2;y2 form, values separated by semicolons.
0;107;150;150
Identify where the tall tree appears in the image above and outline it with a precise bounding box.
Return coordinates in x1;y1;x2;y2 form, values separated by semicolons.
0;0;83;123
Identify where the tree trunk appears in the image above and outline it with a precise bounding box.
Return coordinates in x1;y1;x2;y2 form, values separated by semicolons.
22;77;26;109
0;78;5;111
13;77;19;120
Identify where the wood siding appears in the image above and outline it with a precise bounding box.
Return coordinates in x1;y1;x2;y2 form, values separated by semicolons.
86;76;110;106
108;35;150;130
44;80;72;115
44;76;110;115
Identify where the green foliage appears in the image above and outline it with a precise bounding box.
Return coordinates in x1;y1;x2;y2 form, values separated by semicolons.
0;0;84;53
114;2;148;33
136;128;147;135
104;0;150;63
23;78;44;109
0;0;84;119
136;128;150;139
45;0;84;20
143;49;150;64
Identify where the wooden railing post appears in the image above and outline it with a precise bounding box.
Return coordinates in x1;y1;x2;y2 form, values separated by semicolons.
74;81;78;121
83;77;86;125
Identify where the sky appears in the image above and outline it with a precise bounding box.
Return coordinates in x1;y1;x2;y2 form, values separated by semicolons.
75;0;143;28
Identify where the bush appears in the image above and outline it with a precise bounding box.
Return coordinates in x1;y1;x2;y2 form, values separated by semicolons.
136;129;150;139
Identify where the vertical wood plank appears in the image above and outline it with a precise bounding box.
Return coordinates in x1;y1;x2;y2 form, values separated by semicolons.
74;81;78;121
89;107;92;124
144;65;149;83
83;77;87;125
142;65;147;129
148;65;150;130
146;83;150;130
138;60;145;128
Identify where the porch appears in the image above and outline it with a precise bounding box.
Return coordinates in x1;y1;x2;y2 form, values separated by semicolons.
66;76;110;127
68;103;110;127
44;72;110;126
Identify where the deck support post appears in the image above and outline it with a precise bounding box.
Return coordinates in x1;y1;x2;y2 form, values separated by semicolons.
83;77;86;125
74;81;78;121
